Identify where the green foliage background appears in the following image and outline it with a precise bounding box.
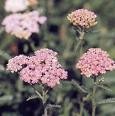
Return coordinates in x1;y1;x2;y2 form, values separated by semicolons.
0;0;115;116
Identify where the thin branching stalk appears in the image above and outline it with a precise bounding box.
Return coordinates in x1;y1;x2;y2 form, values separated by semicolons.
75;39;82;52
44;107;48;116
75;31;85;116
32;86;60;116
79;100;84;116
31;86;48;116
92;78;97;116
75;31;84;55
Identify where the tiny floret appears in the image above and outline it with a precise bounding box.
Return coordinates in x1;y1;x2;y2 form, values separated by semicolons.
7;55;29;73
76;48;115;77
67;9;97;29
7;48;68;88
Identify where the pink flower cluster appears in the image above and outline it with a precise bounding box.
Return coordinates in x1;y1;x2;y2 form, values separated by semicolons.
76;48;115;77
2;11;47;39
7;48;68;88
67;9;97;29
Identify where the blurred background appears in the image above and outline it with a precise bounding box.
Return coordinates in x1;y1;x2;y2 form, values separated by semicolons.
0;0;115;116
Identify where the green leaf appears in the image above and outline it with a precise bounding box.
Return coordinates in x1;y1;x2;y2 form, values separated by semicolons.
0;50;11;60
0;95;13;105
0;65;5;71
26;95;38;101
71;80;88;93
47;104;61;109
96;84;112;92
97;98;115;105
31;86;43;100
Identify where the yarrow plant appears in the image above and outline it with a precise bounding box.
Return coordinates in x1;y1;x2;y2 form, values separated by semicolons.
76;48;115;116
66;9;97;60
67;9;97;30
7;48;67;115
1;2;115;115
7;48;67;87
2;11;47;39
67;8;115;116
76;48;115;77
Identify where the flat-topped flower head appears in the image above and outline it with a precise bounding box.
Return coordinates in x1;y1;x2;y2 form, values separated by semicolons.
5;0;29;13
67;9;97;29
4;0;38;13
2;11;47;39
76;48;115;78
7;48;68;88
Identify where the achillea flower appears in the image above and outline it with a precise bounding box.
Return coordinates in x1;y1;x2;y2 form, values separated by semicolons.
67;9;97;29
76;48;115;77
5;0;29;13
2;11;47;39
7;48;68;88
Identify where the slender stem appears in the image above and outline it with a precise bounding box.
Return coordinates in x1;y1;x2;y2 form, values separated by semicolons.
47;104;61;109
75;31;85;116
79;100;84;116
75;31;84;53
32;86;43;101
32;86;48;116
79;31;85;40
42;87;46;105
41;86;48;116
32;86;60;116
44;107;48;116
75;39;82;53
92;78;97;116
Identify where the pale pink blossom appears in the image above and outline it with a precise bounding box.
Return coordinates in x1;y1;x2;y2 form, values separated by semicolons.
67;9;97;29
7;48;68;88
5;0;29;13
76;48;115;77
2;11;47;39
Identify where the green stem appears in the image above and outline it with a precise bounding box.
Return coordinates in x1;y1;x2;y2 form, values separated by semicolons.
32;86;43;101
44;107;48;116
32;86;48;116
79;31;85;40
41;87;48;116
42;87;46;104
92;79;97;116
75;31;84;53
79;100;84;116
75;39;82;53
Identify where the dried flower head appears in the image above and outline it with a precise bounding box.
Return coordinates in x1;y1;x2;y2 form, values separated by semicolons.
7;48;68;88
76;48;115;77
2;11;47;39
67;9;97;29
27;0;38;6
